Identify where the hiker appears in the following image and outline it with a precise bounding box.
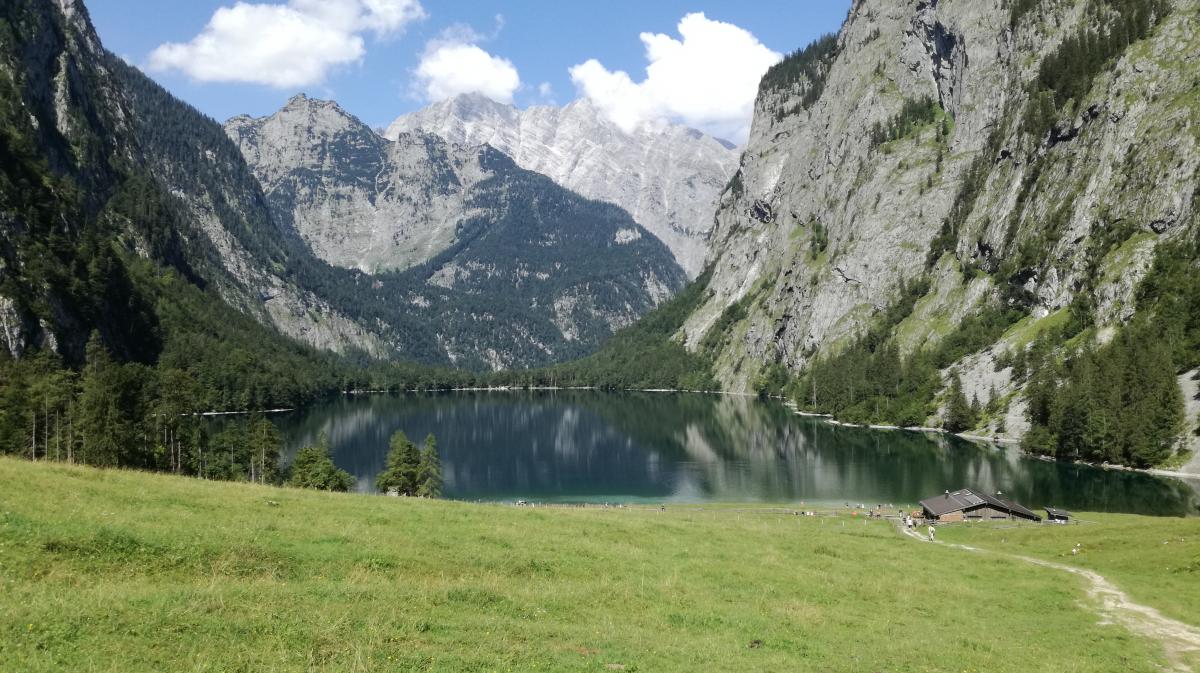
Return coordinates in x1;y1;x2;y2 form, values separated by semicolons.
928;525;936;542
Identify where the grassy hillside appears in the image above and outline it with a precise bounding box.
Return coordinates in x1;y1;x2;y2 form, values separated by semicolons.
0;457;1188;672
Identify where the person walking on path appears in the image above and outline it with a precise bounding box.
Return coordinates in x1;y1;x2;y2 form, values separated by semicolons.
927;525;936;542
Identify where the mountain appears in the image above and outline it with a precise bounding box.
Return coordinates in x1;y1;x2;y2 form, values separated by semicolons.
385;93;740;277
677;0;1199;467
224;95;480;274
0;0;457;454
225;96;687;368
0;0;383;372
0;0;686;377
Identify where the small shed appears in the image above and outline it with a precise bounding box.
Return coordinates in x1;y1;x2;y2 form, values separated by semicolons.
1044;507;1071;523
920;489;1042;523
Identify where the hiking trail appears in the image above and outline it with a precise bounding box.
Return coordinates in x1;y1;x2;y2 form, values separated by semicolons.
896;522;1200;672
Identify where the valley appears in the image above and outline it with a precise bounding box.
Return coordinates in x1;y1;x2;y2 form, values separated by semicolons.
1;0;1198;670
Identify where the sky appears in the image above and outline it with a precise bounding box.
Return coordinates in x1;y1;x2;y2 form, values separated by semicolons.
86;0;850;143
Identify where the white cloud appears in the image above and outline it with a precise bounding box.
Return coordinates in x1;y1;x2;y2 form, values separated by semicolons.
414;30;520;104
538;82;553;97
569;13;781;142
148;0;425;88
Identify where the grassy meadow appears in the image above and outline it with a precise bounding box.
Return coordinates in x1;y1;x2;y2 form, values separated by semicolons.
940;513;1200;627
0;457;1193;672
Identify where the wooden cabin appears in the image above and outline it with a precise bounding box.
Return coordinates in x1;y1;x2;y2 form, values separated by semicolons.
1044;507;1071;523
920;489;1042;523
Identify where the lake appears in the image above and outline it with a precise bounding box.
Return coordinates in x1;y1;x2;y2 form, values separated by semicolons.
273;391;1200;515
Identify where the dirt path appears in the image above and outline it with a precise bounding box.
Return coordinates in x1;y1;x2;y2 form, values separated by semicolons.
896;522;1200;672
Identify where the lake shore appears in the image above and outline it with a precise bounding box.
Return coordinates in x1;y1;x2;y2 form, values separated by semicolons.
780;401;1200;481
1;456;1189;673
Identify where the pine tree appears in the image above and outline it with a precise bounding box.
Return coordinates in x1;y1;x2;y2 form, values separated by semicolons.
944;372;976;434
416;433;443;498
77;333;125;467
376;430;422;495
248;416;284;484
288;433;353;492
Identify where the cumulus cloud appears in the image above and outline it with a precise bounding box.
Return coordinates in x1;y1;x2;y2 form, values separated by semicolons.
414;26;520;104
148;0;425;88
569;13;781;142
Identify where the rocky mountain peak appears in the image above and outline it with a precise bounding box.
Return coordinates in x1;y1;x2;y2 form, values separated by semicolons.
267;93;365;136
222;93;686;368
387;94;740;277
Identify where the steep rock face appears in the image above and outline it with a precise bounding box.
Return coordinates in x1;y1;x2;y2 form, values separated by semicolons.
226;97;688;369
115;80;393;358
386;93;740;277
226;96;486;273
688;0;1199;421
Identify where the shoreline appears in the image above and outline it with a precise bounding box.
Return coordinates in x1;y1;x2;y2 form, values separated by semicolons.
220;389;1195;483
197;408;294;417
781;401;1197;480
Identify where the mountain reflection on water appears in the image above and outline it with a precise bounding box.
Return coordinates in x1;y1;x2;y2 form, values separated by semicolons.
271;391;1200;515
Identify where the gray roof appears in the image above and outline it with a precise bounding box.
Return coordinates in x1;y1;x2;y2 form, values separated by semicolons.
920;489;1042;521
920;489;984;517
989;493;1041;521
1045;507;1071;518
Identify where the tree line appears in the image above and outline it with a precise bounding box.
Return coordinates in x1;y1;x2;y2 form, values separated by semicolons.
760;32;840;119
0;332;294;480
0;330;452;493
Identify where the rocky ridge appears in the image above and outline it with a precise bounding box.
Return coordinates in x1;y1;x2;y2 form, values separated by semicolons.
2;0;686;370
386;93;740;277
225;96;688;369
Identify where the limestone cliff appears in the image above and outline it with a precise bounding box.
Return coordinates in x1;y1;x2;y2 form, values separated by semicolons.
688;0;1199;442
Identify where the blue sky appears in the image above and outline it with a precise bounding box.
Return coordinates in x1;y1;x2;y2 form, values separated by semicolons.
86;0;850;139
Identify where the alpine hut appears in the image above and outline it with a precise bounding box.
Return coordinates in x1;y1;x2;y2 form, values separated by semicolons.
920;489;1042;523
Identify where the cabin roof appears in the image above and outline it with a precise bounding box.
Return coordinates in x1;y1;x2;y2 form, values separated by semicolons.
989;493;1040;520
920;489;983;517
920;488;1041;521
1045;507;1071;518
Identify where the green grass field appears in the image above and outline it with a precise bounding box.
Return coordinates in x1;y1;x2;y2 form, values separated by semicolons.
940;514;1200;627
0;457;1193;672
